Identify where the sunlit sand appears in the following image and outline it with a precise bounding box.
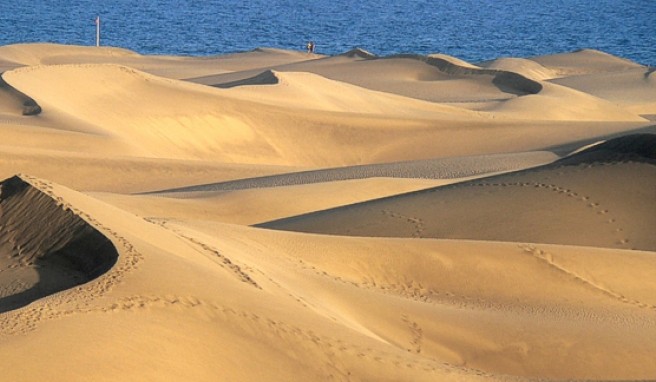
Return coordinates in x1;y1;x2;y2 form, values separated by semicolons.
0;43;654;381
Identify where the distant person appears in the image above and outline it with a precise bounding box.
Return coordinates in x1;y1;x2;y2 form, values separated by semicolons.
307;41;315;54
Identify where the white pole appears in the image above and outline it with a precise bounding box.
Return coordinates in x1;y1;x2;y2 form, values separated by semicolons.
96;16;100;47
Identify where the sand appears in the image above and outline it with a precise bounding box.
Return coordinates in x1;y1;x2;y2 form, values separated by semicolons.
0;43;654;381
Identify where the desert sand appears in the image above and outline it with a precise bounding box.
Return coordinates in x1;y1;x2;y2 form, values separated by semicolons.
0;43;654;381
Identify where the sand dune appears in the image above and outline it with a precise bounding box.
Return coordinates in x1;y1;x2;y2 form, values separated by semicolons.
154;151;558;193
480;81;647;121
0;43;140;67
0;175;498;381
427;53;480;69
529;48;645;77
551;67;656;116
0;43;319;81
4;64;322;162
219;69;483;117
192;53;535;104
0;75;39;116
2;174;655;380
191;51;647;122
5;62;639;170
339;47;377;59
0;43;655;381
193;223;656;379
261;134;656;251
96;177;446;225
92;151;556;226
479;57;558;80
0;175;117;312
0;145;296;193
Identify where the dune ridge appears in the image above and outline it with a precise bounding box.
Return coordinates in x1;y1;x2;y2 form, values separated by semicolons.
0;43;655;381
0;75;41;116
194;51;646;121
559;132;656;164
217;69;281;88
479;57;558;80
0;43;140;67
529;49;645;77
153;151;557;194
6;61;636;169
0;175;117;313
393;53;543;95
218;69;485;117
260;134;656;250
339;48;377;59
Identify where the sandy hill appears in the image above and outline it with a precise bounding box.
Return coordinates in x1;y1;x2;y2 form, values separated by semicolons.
191;52;647;122
427;53;480;69
1;43;655;381
218;69;482;117
0;43;140;67
4;63;389;164
529;48;645;77
4;61;640;172
480;81;647;121
0;174;502;381
550;67;656;116
152;151;558;194
260;134;656;251
2;63;484;166
479;57;558;80
0;175;117;313
339;48;377;59
0;75;36;116
192;53;537;104
2;174;656;381
0;43;318;80
95;177;446;226
94;151;557;226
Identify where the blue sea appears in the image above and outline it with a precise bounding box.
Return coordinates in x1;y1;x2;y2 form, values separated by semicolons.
1;0;654;65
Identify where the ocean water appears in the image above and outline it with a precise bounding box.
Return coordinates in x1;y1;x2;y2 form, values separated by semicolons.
0;0;654;65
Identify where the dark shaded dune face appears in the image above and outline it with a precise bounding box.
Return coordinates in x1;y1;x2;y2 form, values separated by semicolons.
557;133;656;165
0;74;41;116
392;54;543;95
215;69;280;89
491;71;543;95
0;176;117;313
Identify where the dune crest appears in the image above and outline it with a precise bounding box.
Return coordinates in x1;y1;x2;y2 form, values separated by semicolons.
339;48;377;59
484;81;647;121
0;43;140;66
221;69;483;117
0;175;117;313
530;49;645;77
260;134;656;250
479;57;558;80
216;69;280;88
559;133;656;164
0;75;41;116
391;53;543;96
0;43;655;381
427;53;479;69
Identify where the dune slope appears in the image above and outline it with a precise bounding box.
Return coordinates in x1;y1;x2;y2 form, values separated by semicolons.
0;175;499;381
261;134;656;251
0;175;117;312
1;43;655;381
2;174;655;380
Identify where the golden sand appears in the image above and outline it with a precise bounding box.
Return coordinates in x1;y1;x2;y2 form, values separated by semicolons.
0;43;655;381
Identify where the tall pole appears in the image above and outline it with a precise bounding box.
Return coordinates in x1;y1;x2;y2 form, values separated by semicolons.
96;16;100;47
